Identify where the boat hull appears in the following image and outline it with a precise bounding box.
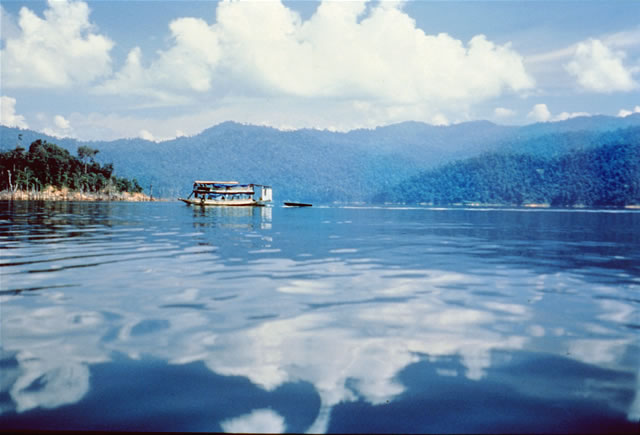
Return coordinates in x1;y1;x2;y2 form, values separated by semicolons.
179;198;265;207
284;202;312;207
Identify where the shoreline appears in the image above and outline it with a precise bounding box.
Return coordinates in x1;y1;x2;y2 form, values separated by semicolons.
0;187;153;202
387;201;640;210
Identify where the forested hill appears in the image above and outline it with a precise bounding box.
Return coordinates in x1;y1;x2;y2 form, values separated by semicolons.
374;142;640;207
1;114;639;203
0;139;143;194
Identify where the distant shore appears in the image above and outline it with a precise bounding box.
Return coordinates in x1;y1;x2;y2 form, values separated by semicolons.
0;187;153;202
409;201;640;209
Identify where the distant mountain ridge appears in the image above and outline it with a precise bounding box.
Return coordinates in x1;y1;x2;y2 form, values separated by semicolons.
1;114;639;203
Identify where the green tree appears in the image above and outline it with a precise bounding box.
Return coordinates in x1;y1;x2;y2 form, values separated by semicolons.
77;145;99;174
1;139;145;196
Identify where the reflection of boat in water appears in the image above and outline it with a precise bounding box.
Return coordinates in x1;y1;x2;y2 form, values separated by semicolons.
179;181;272;207
191;205;272;230
284;202;312;207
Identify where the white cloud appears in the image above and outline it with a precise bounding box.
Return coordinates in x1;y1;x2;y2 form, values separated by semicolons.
220;409;286;434
554;111;590;121
565;38;637;93
431;114;450;126
138;129;156;142
43;115;75;138
97;0;534;114
1;0;113;88
50;111;191;142
618;105;640;117
527;103;551;122
494;107;516;118
54;115;71;130
603;26;640;50
62;98;458;141
528;26;640;65
527;103;591;123
135;128;179;143
0;96;29;128
94;17;220;102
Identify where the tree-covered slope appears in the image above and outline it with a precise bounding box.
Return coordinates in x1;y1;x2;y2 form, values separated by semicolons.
374;142;640;207
0;139;143;194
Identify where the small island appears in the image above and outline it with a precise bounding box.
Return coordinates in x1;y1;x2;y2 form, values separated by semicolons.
0;139;151;202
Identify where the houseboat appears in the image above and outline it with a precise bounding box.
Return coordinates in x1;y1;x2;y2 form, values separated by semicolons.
179;181;272;206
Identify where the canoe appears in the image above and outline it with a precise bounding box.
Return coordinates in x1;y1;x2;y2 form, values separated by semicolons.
284;202;312;207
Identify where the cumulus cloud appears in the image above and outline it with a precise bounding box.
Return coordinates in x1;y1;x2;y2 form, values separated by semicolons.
0;96;29;128
527;103;551;122
554;111;590;121
527;103;592;123
565;38;637;92
94;17;220;102
618;105;640;117
136;128;182;142
1;0;113;88
97;0;534;114
494;107;516;118
54;115;71;130
43;115;75;138
138;129;156;142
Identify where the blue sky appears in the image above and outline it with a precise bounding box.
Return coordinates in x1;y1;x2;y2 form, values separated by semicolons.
1;0;639;141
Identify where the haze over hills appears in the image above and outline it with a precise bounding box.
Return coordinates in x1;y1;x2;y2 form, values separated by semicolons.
1;114;639;203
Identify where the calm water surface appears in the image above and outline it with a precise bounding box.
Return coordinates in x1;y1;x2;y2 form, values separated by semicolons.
1;201;639;433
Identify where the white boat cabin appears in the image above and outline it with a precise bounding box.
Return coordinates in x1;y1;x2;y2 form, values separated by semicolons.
179;181;272;206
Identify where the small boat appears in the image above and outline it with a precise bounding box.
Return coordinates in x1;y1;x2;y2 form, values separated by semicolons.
179;181;272;207
284;202;312;207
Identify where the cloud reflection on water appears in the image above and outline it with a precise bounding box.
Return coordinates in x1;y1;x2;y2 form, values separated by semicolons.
221;408;286;433
2;258;533;429
5;255;637;429
3;253;640;429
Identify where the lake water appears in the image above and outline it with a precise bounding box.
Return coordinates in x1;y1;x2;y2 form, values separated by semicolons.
1;201;639;433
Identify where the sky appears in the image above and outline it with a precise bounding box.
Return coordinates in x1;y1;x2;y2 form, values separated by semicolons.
1;0;639;141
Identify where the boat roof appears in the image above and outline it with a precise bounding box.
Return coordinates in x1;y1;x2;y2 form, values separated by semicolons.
192;181;271;188
194;181;239;185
